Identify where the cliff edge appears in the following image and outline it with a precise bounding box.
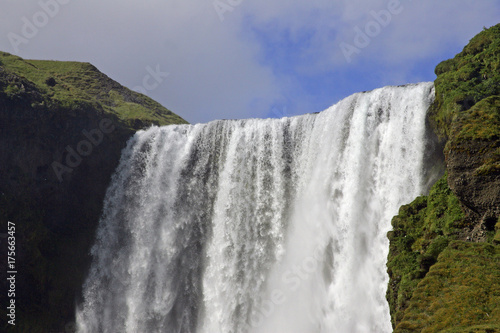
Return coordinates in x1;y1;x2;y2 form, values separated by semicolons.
0;52;187;332
387;23;500;332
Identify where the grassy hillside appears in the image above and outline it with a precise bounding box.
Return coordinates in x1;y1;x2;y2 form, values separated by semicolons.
0;51;187;128
397;241;500;332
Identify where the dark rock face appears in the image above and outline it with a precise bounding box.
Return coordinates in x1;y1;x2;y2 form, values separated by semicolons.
0;76;132;331
0;59;186;331
1;108;129;330
1;91;131;234
447;140;500;218
445;96;500;240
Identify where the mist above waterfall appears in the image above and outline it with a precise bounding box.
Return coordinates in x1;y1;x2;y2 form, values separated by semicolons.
76;82;436;333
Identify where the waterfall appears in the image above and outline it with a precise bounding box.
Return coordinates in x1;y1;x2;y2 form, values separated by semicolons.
76;82;435;333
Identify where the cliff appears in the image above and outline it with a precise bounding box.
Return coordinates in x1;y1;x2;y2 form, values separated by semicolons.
0;52;187;332
387;24;500;332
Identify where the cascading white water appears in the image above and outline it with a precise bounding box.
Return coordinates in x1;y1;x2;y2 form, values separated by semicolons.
76;82;435;333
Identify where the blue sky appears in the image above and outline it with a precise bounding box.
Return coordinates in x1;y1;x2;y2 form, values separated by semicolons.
0;0;498;123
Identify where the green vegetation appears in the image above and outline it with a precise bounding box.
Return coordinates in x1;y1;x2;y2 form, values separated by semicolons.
454;96;500;141
396;241;500;333
495;218;500;243
450;95;500;177
0;51;187;128
387;173;465;327
388;175;500;332
430;24;500;140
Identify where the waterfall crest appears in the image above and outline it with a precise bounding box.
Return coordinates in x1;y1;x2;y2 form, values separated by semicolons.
77;82;435;333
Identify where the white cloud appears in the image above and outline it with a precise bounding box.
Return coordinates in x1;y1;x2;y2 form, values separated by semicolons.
0;0;498;123
239;0;498;70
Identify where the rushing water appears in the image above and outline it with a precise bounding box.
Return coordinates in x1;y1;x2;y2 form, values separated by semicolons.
77;82;436;333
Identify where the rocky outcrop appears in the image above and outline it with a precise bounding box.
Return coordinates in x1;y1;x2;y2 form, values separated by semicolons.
446;96;500;241
431;23;500;224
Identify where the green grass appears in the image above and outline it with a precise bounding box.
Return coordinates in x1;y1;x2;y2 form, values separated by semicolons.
387;173;466;327
395;241;500;333
430;24;500;140
0;51;187;128
494;218;500;244
454;96;500;142
447;95;500;177
388;164;500;333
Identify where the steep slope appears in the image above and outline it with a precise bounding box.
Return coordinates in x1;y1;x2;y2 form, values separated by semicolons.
387;23;500;332
0;52;187;332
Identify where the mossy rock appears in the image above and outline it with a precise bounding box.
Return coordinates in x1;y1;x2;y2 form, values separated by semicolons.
387;173;465;327
389;23;500;333
430;24;500;140
494;218;500;244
